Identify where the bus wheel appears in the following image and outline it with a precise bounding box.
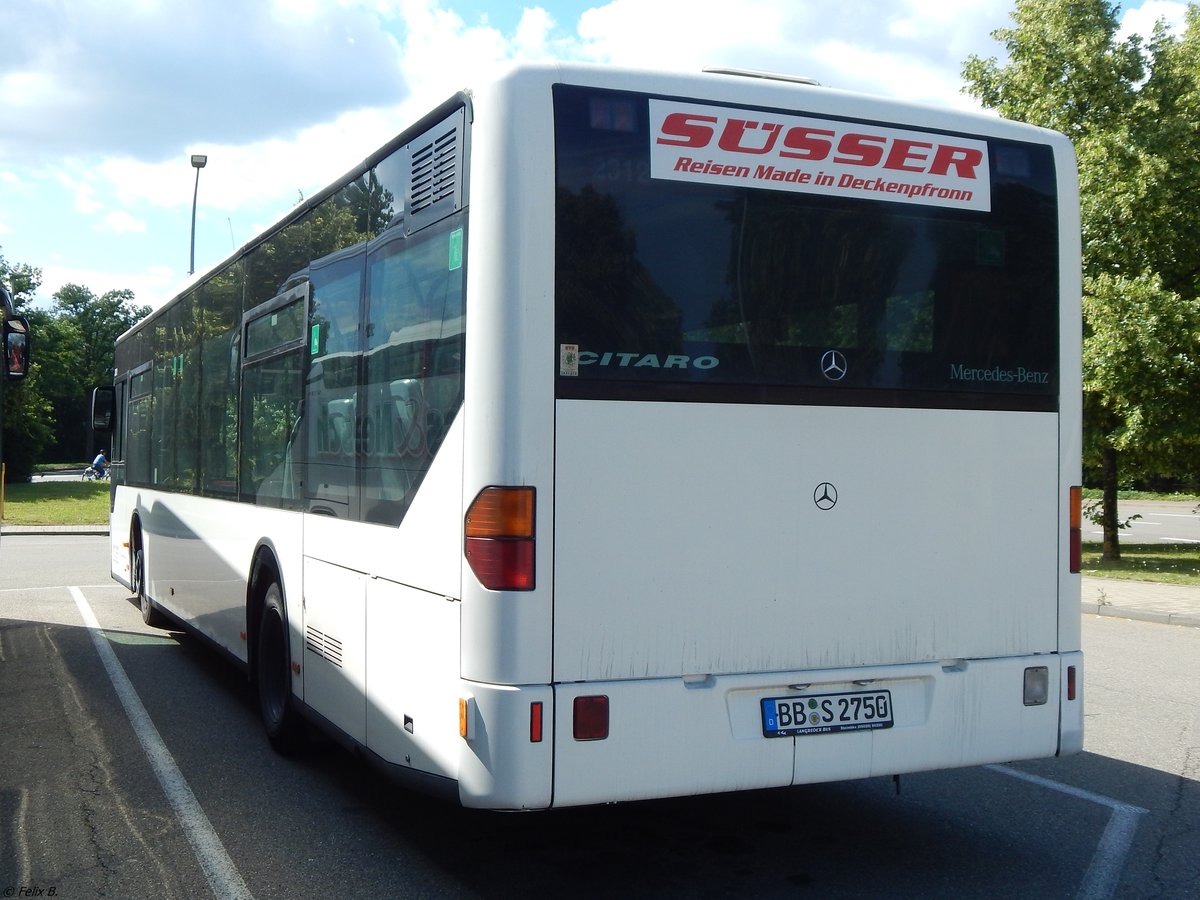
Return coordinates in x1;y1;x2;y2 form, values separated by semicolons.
132;528;168;629
256;582;306;754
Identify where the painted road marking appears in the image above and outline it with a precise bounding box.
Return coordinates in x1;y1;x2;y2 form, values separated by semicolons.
70;586;254;900
988;764;1147;900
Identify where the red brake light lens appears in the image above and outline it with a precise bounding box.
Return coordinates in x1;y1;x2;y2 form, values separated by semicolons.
573;695;609;741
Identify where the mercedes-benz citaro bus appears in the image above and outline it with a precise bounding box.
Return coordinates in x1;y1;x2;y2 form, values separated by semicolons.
95;62;1083;809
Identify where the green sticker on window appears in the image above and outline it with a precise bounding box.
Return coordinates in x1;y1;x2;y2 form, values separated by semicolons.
310;323;321;355
449;228;463;271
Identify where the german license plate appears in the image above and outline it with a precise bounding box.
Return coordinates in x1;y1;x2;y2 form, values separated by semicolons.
761;690;893;737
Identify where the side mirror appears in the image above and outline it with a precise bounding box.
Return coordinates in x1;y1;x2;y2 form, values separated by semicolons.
91;385;116;432
4;316;29;380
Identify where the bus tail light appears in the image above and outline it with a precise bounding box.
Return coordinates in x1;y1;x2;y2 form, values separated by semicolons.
573;695;609;740
1069;486;1082;573
465;487;535;591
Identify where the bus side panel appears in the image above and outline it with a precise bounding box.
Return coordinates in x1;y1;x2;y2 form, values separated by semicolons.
458;69;557;688
124;489;303;665
1056;136;1085;663
302;412;465;599
303;558;367;743
302;412;467;751
110;486;136;589
365;580;462;779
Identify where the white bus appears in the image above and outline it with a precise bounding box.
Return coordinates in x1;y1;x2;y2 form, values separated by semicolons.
97;63;1083;810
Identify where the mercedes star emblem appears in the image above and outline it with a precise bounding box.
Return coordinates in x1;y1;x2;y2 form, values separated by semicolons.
814;482;838;510
820;349;848;382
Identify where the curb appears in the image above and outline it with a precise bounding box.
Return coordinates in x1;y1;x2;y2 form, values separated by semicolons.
0;526;110;536
1081;600;1200;628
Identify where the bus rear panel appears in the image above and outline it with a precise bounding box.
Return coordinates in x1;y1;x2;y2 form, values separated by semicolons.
460;67;1080;808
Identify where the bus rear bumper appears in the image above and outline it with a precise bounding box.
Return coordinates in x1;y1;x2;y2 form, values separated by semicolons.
547;654;1080;808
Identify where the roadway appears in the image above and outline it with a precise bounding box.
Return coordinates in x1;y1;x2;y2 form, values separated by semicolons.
1086;499;1200;545
1;535;1197;898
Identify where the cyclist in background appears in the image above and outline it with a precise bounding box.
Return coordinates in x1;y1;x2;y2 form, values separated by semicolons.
92;450;108;479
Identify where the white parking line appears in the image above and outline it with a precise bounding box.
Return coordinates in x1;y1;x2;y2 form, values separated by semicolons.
987;764;1147;900
70;586;254;900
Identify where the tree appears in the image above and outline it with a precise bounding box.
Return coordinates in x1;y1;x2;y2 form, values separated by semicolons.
42;285;151;462
0;248;152;479
963;0;1200;559
53;285;149;384
1083;273;1200;557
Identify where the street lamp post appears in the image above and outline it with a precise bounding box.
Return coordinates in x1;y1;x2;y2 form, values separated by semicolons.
188;153;208;276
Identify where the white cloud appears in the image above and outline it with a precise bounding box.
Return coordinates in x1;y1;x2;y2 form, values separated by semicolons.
576;0;784;70
514;6;557;56
1119;0;1189;41
0;0;406;166
101;211;147;234
571;0;1008;108
59;172;103;216
35;261;181;309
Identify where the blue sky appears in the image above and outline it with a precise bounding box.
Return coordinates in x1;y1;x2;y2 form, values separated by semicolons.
0;0;1186;310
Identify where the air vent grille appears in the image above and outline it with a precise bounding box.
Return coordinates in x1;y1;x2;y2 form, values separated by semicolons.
305;626;343;668
409;126;458;215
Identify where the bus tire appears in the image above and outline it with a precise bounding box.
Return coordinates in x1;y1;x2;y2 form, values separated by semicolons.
132;525;169;629
256;581;306;755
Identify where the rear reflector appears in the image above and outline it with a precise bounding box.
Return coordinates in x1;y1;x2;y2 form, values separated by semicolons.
1069;486;1082;573
465;486;535;591
459;697;476;739
573;695;609;741
530;701;544;743
1067;665;1077;702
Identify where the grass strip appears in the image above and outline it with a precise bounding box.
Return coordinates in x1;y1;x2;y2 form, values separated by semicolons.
1081;542;1200;586
1;480;111;525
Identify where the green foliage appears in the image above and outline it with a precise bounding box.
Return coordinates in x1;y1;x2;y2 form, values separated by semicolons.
962;0;1200;558
961;0;1144;139
53;284;151;385
0;253;42;304
1;366;55;480
1082;272;1200;465
0;246;152;478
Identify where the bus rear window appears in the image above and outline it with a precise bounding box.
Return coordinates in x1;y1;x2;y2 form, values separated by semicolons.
553;85;1060;411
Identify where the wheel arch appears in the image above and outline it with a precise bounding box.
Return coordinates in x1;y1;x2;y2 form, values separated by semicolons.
129;511;146;593
246;539;286;685
129;510;143;550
